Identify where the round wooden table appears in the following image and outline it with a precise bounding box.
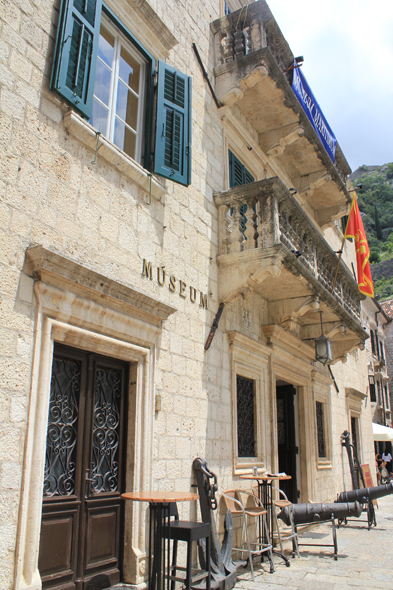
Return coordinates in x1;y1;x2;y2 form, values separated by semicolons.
122;490;199;503
239;474;292;566
122;491;199;590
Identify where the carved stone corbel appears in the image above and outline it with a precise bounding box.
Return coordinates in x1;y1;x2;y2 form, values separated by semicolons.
266;126;304;158
218;63;268;106
280;296;320;331
223;287;253;305
239;63;268;89
299;172;331;199
247;258;282;289
326;324;346;339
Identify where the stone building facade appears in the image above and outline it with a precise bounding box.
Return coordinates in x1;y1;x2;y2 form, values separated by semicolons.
380;297;393;421
362;297;390;456
0;0;376;589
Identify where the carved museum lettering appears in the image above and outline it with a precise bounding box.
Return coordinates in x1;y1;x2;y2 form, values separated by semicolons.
142;259;208;309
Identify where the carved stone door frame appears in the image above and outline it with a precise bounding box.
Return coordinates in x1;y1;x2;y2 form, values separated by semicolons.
14;279;164;590
39;344;130;589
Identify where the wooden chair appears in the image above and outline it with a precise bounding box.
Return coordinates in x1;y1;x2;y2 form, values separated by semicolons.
162;502;211;590
222;489;274;580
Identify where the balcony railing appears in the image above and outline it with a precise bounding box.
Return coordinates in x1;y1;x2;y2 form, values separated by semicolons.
210;1;351;187
211;0;290;71
214;178;362;323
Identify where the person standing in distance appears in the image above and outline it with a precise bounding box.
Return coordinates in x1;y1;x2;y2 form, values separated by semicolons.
382;449;392;475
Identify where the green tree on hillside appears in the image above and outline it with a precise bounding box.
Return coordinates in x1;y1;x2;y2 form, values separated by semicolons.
374;205;383;240
351;162;393;299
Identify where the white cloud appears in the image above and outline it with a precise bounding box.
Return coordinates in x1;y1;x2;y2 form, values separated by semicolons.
266;0;393;169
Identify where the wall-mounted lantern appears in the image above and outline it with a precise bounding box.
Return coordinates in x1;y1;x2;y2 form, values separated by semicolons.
315;312;332;365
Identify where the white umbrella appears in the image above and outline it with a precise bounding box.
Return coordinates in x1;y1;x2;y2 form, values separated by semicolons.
372;423;393;441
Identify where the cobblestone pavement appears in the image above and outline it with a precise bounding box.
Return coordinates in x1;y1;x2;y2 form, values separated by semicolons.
235;495;393;590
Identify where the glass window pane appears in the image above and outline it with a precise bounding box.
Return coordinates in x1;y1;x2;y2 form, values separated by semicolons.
116;81;138;131
119;46;140;94
114;118;136;159
98;25;114;67
94;60;112;107
90;98;109;136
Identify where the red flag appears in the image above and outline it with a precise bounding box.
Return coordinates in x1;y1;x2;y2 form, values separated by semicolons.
344;193;374;297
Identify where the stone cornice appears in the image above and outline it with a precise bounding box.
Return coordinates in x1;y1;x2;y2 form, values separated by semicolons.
107;0;178;54
227;330;272;358
345;387;367;401
24;246;177;326
262;324;315;361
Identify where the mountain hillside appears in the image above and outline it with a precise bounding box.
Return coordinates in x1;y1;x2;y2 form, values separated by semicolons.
349;163;393;300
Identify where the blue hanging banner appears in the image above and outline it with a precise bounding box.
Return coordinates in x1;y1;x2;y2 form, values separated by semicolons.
292;64;337;163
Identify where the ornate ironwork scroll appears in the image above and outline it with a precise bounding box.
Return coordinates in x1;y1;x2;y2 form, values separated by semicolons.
90;366;122;493
316;401;326;458
43;355;81;497
236;375;255;457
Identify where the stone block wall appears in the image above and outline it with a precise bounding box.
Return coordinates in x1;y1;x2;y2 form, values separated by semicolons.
0;0;376;587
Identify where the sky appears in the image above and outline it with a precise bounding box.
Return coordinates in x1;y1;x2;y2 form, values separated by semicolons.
266;0;393;172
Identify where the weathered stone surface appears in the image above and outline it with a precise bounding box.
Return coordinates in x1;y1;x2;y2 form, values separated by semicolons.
0;1;377;589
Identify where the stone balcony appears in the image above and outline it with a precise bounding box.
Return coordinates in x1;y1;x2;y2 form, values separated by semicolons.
211;1;351;229
214;178;367;362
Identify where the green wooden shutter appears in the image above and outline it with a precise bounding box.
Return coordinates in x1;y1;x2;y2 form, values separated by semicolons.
244;168;255;184
154;61;191;186
229;150;254;187
51;0;102;119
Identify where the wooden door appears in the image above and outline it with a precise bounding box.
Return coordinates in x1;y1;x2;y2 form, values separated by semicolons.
38;344;129;590
276;385;298;503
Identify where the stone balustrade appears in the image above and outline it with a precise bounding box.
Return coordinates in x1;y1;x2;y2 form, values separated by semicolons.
210;1;350;187
211;0;289;71
214;178;362;322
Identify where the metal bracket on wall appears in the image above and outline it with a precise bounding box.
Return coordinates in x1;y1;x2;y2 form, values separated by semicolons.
204;302;224;350
192;42;222;109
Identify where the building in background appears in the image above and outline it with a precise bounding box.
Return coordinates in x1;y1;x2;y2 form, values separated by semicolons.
362;298;390;456
0;1;376;589
380;298;393;423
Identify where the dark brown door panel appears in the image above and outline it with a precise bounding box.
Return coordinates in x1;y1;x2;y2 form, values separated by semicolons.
39;505;79;585
84;504;121;568
39;346;128;590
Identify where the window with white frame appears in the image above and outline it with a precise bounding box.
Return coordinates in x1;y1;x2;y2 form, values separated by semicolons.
228;332;269;472
377;379;382;406
90;16;147;162
50;0;192;186
313;379;332;467
385;384;390;410
370;329;376;355
369;374;376;403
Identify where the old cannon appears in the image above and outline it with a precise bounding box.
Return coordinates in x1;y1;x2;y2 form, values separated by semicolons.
277;501;362;560
336;482;393;504
278;501;363;527
336;482;393;529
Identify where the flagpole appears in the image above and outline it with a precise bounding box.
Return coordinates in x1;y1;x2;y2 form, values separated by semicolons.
331;235;346;294
331;192;357;295
331;189;374;298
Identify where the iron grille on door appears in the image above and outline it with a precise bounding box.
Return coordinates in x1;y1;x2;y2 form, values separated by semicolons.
39;345;128;590
44;355;81;497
